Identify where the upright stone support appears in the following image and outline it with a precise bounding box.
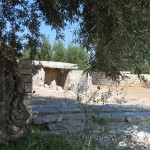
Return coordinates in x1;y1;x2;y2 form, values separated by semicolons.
19;60;32;121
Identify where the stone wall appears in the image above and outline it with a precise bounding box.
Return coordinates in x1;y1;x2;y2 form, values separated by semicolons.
91;72;116;85
19;60;32;120
91;72;150;87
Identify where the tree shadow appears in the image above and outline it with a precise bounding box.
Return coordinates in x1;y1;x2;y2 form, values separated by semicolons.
31;92;150;149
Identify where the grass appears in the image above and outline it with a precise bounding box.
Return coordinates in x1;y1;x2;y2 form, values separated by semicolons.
0;124;95;150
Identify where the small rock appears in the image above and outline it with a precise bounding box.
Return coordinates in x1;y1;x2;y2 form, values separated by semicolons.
117;141;127;150
44;84;49;88
49;80;57;90
57;86;64;92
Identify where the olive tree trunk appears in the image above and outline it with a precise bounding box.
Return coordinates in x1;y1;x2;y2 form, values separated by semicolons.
0;42;29;141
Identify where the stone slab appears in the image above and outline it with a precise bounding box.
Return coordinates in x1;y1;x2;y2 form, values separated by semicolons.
21;75;32;83
33;60;78;69
23;95;32;106
33;115;62;124
93;112;150;123
32;113;85;124
23;98;32;107
32;104;45;109
24;83;32;93
62;113;85;121
33;107;59;115
48;120;85;134
19;60;32;69
24;95;32;101
20;68;32;75
59;106;81;114
33;106;81;115
81;105;150;113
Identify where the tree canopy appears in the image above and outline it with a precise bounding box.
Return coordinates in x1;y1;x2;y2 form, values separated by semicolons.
53;42;66;62
66;45;89;70
0;0;150;78
36;36;52;61
22;37;89;70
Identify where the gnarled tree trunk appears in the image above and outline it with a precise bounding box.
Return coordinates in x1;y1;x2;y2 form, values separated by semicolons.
0;42;29;141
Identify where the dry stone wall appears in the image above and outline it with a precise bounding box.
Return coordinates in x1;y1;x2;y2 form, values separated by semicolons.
91;72;150;87
91;72;116;85
19;60;32;120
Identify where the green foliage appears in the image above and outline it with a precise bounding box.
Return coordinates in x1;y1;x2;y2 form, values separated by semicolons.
137;60;150;74
22;39;89;70
53;42;66;62
1;0;150;78
0;0;42;58
22;49;30;59
36;36;53;61
52;43;89;69
22;36;52;61
143;66;150;74
78;1;150;79
66;45;89;70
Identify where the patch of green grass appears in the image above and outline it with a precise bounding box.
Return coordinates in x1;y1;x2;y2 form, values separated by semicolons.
0;124;95;150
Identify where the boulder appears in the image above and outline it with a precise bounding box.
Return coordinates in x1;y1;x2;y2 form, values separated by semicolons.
77;73;92;100
32;68;45;86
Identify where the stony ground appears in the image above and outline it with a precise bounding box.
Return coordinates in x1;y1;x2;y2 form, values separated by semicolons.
32;84;150;150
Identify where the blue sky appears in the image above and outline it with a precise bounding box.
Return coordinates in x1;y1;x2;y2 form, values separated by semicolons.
27;0;79;47
40;22;78;47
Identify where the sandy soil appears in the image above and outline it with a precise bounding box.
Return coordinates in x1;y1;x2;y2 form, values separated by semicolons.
33;84;150;106
93;85;150;105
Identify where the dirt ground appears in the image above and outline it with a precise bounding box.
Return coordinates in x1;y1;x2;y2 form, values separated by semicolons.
123;86;150;104
33;84;150;106
93;84;150;105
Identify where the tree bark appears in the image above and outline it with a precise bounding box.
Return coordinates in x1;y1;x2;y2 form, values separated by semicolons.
0;42;29;141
